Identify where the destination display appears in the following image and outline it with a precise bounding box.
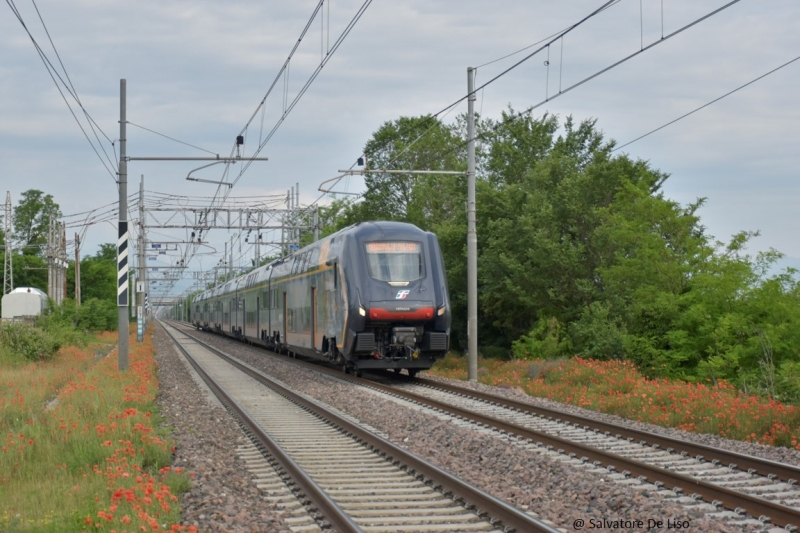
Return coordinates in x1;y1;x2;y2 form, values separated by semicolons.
365;242;420;253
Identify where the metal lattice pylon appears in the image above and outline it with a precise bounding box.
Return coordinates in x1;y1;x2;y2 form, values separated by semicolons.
3;191;12;295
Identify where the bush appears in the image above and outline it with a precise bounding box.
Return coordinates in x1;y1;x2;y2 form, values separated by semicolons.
74;298;117;332
479;345;512;360
777;361;800;404
43;321;89;349
37;298;117;336
39;297;77;327
512;317;572;361
35;299;88;348
569;302;625;360
0;322;61;361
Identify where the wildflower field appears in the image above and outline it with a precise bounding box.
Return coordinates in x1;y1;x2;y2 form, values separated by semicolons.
428;354;800;450
0;329;192;532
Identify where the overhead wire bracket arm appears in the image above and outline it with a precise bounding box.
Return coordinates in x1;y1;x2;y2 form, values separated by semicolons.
336;169;465;175
125;156;270;161
186;161;232;187
317;173;361;195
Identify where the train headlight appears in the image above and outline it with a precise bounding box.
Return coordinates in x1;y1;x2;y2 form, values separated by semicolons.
437;305;446;316
358;306;366;317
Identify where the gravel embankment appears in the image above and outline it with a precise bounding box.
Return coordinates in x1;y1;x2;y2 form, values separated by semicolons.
154;326;293;533
419;376;800;469
155;324;796;533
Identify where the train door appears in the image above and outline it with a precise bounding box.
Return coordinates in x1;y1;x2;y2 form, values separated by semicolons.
282;292;287;345
311;286;317;351
267;287;272;343
256;296;260;340
242;298;246;338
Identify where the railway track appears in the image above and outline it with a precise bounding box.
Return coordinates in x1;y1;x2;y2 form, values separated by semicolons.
169;322;800;531
160;321;562;533
389;378;800;528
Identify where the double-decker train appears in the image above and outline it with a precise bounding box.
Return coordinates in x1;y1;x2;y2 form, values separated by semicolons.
191;221;451;376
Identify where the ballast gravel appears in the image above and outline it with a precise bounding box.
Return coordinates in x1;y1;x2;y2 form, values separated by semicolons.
154;326;293;533
154;324;796;533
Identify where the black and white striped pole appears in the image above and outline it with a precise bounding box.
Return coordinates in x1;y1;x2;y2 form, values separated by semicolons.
117;79;130;371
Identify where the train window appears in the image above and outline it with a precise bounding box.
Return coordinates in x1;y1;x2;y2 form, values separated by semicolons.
309;248;319;270
365;241;424;282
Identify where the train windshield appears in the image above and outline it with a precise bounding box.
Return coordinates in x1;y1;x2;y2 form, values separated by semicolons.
365;241;423;282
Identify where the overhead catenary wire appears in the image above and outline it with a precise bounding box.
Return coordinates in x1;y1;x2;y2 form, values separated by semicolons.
334;0;623;183
29;0;117;170
428;1;621;127
232;0;375;182
126;122;218;156
427;0;745;167
212;0;374;203
340;0;742;190
236;0;327;148
475;24;581;70
613;54;800;152
5;0;118;181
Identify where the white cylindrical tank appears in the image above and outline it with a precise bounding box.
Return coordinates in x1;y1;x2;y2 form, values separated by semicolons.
1;287;49;321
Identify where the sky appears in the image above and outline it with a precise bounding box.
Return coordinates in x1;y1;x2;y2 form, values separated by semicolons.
2;0;799;301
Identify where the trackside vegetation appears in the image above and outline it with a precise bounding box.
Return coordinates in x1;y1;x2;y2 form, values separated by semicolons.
317;111;800;405
428;355;800;450
0;329;193;532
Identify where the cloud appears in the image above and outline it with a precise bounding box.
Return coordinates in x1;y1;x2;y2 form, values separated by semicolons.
2;0;799;298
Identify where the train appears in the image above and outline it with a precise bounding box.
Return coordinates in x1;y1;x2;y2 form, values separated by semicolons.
191;221;451;377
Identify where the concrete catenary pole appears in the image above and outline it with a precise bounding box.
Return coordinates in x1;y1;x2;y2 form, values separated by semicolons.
295;183;300;248
138;175;145;343
61;222;67;304
283;189;290;256
74;233;80;305
290;187;294;248
118;79;130;371
47;218;53;300
466;67;478;382
58;223;64;304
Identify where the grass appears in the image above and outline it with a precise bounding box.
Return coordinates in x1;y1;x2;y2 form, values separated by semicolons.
0;327;195;532
428;354;800;450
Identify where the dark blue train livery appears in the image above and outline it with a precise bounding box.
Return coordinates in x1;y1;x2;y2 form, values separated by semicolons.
192;221;451;376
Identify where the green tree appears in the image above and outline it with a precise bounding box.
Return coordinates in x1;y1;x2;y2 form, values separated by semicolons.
358;115;466;224
13;190;62;256
9;253;47;290
67;244;116;304
480;115;633;344
318;109;800;401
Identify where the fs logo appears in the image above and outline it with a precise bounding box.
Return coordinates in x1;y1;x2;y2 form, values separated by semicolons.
395;290;410;300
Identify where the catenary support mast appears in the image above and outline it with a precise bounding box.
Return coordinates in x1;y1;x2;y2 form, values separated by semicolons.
138;175;145;343
118;79;130;371
466;67;478;382
3;192;12;295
